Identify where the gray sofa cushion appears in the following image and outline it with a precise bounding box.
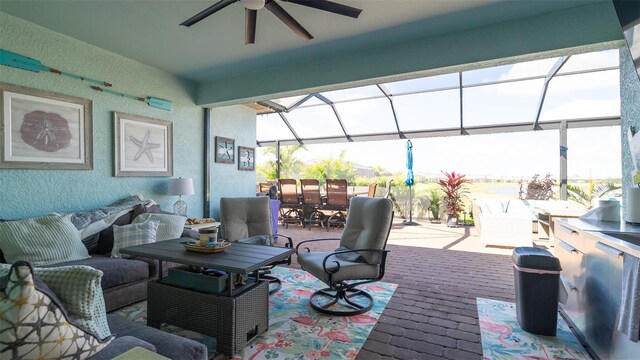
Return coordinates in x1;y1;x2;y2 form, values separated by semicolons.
88;336;156;360
339;197;394;264
107;314;208;360
55;255;149;289
297;251;380;283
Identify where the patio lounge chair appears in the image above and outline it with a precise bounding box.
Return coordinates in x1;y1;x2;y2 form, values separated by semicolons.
219;196;293;294
296;196;394;315
368;183;377;197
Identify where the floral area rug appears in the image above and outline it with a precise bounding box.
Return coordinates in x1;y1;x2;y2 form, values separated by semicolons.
477;298;591;359
112;267;397;359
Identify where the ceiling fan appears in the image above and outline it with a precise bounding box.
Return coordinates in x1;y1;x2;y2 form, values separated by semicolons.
180;0;362;44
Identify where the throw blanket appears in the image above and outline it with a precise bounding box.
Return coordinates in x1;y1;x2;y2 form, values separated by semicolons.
70;195;155;239
618;253;640;342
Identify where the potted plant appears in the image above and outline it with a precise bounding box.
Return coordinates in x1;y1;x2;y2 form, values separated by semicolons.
437;171;470;227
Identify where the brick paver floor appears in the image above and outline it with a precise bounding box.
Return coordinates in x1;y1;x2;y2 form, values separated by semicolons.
279;220;516;360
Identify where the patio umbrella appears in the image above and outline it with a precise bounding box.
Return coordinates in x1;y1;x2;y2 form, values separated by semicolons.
404;140;418;225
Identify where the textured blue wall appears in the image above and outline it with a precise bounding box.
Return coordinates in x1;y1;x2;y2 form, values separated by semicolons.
0;13;205;219
621;48;640;215
209;105;257;219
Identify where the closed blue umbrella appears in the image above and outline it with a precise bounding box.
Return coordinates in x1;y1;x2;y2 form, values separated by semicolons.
404;140;418;225
405;140;414;186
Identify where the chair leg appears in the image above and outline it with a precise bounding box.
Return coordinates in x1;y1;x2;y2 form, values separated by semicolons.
262;275;282;295
309;287;374;316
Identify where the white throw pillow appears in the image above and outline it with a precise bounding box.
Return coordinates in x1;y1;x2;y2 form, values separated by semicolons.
111;220;159;258
132;213;186;241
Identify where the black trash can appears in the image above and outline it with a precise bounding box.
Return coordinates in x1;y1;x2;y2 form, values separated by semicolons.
512;247;562;336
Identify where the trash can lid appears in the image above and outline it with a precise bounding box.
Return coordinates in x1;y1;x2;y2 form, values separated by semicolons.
512;247;561;271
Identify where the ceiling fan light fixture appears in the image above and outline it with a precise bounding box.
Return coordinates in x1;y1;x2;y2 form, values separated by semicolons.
241;0;265;10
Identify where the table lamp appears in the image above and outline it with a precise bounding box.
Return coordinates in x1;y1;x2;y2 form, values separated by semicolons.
167;177;194;216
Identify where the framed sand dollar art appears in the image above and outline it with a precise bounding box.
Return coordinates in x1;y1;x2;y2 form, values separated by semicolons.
0;82;93;170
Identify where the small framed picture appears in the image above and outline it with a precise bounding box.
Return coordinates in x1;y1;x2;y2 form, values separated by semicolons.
0;82;93;170
238;146;255;171
114;112;173;177
215;136;235;164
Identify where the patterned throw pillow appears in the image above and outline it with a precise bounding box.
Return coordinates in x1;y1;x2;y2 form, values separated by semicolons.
132;213;186;241
0;261;112;359
111;220;160;258
0;214;90;265
0;263;112;341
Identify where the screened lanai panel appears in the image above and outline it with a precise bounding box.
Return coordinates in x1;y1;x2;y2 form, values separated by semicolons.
382;73;459;95
322;85;383;103
463;57;559;85
558;49;619;74
463;78;544;126
297;96;325;108
256;113;296;141
272;95;307;108
540;70;620;121
567;127;621;180
393;89;460;131
335;98;397;135
285;105;345;138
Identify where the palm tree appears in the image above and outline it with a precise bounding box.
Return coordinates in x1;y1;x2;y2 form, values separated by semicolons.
257;144;306;180
300;151;356;184
567;182;620;209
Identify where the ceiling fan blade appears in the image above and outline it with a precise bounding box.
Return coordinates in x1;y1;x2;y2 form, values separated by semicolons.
265;0;313;42
284;0;362;18
245;9;257;44
180;0;238;27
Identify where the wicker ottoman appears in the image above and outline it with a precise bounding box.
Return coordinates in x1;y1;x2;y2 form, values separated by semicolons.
147;280;269;356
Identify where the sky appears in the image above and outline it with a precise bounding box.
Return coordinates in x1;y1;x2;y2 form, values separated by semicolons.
256;49;622;180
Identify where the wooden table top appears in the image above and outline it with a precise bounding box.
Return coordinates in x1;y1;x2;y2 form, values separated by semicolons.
120;238;294;275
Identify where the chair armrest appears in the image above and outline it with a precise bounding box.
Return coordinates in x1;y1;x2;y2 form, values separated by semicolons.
275;233;294;249
295;238;341;255
322;248;390;274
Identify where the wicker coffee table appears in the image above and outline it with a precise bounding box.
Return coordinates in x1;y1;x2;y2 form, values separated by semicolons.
120;238;294;356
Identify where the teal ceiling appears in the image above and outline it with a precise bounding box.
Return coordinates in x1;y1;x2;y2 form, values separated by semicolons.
0;0;604;83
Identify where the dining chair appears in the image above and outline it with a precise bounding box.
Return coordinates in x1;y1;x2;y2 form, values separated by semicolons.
278;179;303;228
296;197;394;315
300;179;326;230
325;179;349;231
368;183;377;197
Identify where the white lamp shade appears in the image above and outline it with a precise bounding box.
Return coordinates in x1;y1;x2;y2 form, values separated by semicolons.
167;177;194;196
240;0;265;10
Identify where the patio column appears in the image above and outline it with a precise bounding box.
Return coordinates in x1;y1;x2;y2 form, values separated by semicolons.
559;121;568;200
276;140;280;180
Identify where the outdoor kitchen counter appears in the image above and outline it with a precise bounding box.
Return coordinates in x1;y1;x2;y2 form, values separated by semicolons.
554;217;640;359
556;217;640;258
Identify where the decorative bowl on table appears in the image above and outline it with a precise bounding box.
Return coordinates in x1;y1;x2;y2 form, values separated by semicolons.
181;240;231;253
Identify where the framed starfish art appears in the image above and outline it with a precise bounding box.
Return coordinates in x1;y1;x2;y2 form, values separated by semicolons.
114;112;173;177
0;82;93;170
215;136;235;164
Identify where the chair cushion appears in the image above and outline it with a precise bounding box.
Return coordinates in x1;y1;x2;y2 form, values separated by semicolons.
0;262;112;358
56;255;150;290
339;197;393;264
297;251;380;284
0;214;90;265
220;197;273;243
238;235;270;245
